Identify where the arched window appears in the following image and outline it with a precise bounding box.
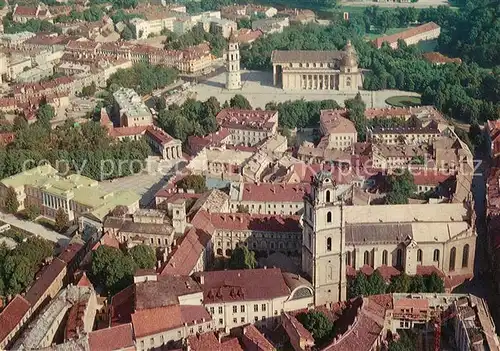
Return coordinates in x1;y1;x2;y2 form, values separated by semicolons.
382;250;388;265
396;248;403;267
449;247;456;271
326;238;332;252
216;248;223;256
363;251;370;265
326;190;331;203
327;211;332;223
417;249;422;263
433;249;440;262
346;251;352;266
225;249;232;257
462;244;469;268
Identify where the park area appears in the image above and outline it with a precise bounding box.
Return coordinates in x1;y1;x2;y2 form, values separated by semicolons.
385;95;422;107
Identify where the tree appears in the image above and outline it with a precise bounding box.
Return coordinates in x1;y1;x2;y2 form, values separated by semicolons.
91;246;136;294
388;273;411;293
296;310;333;345
409;275;427;293
36;103;55;126
229;245;257;270
424;272;445;293
367;270;387;295
229;94;252;109
54;208;69;233
348;271;369;298
4;187;19;214
345;92;367;141
121;25;134;40
25;204;40;221
385;169;417;205
80;82;97;97
128;244;156;269
176;175;207;193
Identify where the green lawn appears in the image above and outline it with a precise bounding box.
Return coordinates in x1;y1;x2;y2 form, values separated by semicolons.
385;95;422;107
37;218;57;231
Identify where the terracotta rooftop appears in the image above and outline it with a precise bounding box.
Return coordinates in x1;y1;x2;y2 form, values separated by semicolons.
24;258;66;307
412;171;453;186
422;52;462;65
0;295;31;343
187;332;244;351
394;297;429;310
242;324;275;351
145;127;175;145
196;268;290;303
216;108;278;131
210;213;302;232
160;227;211;276
13;5;38;17
320;109;357;135
75;272;93;288
131;304;211;338
239;182;310;202
110;285;134;326
372;22;440;48
88;323;135;351
92;232;120;250
58;242;84;264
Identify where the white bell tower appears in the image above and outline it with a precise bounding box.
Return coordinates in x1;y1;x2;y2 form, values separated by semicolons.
226;30;241;90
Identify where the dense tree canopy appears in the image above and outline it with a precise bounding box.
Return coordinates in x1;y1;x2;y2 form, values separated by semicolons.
229;245;257;270
296;310;334;346
129;244;156;269
3;16;61;34
54;208;69;233
385;169;417;205
164;26;226;57
0;119;151;181
107;63;178;96
266;99;339;128
91;246;136;294
345;93;367;141
157;97;220;142
0;237;53;296
175;174;207;193
229;94;252;110
4;187;19;214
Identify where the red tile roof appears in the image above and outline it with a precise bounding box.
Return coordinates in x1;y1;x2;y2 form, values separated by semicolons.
209;213;301;232
242;324;275;351
422;52;462;65
58;242;84;264
240;183;310;202
0;295;31;343
376;265;401;281
236;29;263;44
131;304;210;338
108;126;147;139
216;109;278;131
24;258;66;307
160;227;210;276
76;272;93;288
65;300;88;340
88;324;135;351
92;232;120;250
13;5;38;17
320;109;357;135
394;298;429;310
145;127;174;145
197;268;290;303
188;128;232;155
372;22;440;48
187;332;244;351
412;171;453;186
110;284;134;326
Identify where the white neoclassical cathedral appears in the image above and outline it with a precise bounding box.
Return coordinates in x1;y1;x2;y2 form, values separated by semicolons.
302;171;477;305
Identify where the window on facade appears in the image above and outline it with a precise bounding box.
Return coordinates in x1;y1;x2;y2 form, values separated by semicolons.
218;307;223;314
364;251;370;266
449;247;456;271
233;318;237;323
262;304;266;311
462;244;469;268
417;249;422;263
346;251;352;266
233;306;237;313
326;190;331;202
396;248;403;267
254;304;258;312
327;211;332;223
327;237;332;251
241;305;245;312
210;307;214;314
219;318;223;324
382;250;388;265
241;317;245;323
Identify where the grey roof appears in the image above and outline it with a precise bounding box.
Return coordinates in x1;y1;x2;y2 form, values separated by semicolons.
271;50;343;63
345;223;412;245
120;221;172;236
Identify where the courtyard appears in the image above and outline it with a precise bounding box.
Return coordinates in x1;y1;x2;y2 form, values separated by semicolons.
190;70;420;109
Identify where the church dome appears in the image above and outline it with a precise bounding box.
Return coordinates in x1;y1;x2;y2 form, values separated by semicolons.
341;40;358;67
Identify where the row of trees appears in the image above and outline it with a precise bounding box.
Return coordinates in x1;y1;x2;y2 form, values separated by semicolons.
91;244;156;294
107;63;179;96
54;5;105;23
3;16;61;34
0;237;53;296
164;26;227;57
348;271;445;299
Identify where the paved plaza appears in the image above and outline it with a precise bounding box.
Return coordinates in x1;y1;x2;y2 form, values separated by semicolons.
191;70;420;109
98;158;186;207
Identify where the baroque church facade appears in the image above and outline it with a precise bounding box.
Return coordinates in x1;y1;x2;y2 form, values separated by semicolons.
271;40;363;91
302;171;477;305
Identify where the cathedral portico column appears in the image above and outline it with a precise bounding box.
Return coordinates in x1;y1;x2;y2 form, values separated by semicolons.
273;64;277;86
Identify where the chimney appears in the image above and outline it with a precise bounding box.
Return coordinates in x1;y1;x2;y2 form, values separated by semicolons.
200;275;205;285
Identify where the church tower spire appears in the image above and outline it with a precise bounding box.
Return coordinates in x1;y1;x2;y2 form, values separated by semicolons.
226;29;241;90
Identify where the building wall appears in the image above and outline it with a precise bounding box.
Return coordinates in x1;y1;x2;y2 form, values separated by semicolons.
229;199;303;215
135;320;215;351
0;307;31;350
326;132;357;150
